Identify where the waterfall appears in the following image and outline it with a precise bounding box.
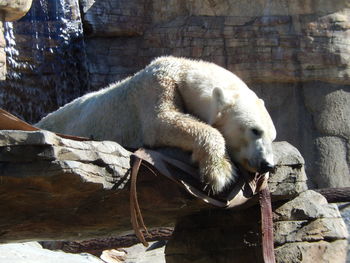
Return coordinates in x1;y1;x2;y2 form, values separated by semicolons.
0;0;90;123
4;22;33;80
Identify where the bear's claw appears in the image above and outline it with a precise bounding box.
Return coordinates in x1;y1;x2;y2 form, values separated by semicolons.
200;158;238;194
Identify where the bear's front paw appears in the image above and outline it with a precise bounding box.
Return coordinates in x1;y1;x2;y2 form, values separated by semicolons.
200;158;238;194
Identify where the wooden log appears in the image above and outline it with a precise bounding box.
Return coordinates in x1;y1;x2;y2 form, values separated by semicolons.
259;188;275;263
314;187;350;203
40;227;174;255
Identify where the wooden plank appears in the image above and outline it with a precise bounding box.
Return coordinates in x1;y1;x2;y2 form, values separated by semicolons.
259;187;276;263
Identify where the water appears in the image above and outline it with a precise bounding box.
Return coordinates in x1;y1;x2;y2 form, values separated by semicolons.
0;0;90;123
4;22;31;80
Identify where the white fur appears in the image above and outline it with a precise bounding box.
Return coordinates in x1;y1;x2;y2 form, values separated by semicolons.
37;56;276;193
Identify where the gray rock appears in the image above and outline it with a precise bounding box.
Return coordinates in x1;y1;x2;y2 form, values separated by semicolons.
302;83;350;188
0;130;131;190
0;130;347;262
274;218;348;245
275;240;348;263
80;0;148;37
274;190;341;220
165;189;348;262
0;242;103;263
338;202;350;263
268;141;307;199
0;0;33;21
3;0;350;192
314;136;350;188
104;241;166;263
272;141;305;166
273;190;348;262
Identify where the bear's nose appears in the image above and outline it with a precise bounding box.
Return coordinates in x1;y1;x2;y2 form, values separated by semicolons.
259;161;275;173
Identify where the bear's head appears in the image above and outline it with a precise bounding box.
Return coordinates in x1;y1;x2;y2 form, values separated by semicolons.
210;86;276;174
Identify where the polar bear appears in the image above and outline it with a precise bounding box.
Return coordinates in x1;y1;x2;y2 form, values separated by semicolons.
37;56;276;193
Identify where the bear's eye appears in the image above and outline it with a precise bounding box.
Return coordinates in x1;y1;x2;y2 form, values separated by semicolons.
251;128;263;137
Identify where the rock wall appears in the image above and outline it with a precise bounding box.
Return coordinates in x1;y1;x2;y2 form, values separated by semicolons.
1;0;349;188
79;0;350;189
0;129;347;262
165;191;348;263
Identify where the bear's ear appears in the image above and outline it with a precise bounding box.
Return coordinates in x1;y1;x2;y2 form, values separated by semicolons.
209;87;227;125
213;87;226;109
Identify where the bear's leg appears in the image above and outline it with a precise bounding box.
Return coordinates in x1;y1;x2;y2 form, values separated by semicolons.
146;110;237;193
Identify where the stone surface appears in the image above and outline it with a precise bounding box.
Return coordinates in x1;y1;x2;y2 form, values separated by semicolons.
104;241;166;263
80;0;349;189
269;141;307;199
0;0;33;21
165;190;348;263
0;130;137;242
338;202;350;263
80;0;149;37
275;240;348;263
0;130;131;189
0;131;347;262
1;1;350;259
164;208;264;263
2;0;348;190
274;190;341;220
0;242;103;263
0;130;304;244
272;191;348;263
274;218;348;245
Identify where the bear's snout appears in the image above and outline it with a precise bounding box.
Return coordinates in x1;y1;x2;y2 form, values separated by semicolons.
258;160;275;173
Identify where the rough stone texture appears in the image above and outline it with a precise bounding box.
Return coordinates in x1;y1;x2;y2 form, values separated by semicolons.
269;141;307;199
273;190;342;221
3;240;167;263
0;242;104;263
164;208;265;263
1;0;349;189
338;202;350;263
101;241;166;263
78;0;350;189
0;130;291;244
1;1;350;259
165;190;348;263
273;191;348;263
0;129;306;243
80;0;150;37
0;130;132;190
275;240;348;263
0;130;347;262
0;0;32;21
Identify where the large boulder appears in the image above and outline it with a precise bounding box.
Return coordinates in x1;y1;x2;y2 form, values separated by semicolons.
0;0;32;21
0;242;103;263
165;190;348;263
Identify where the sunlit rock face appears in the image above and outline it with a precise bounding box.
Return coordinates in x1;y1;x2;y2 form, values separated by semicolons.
1;0;349;189
0;0;33;22
79;0;350;189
